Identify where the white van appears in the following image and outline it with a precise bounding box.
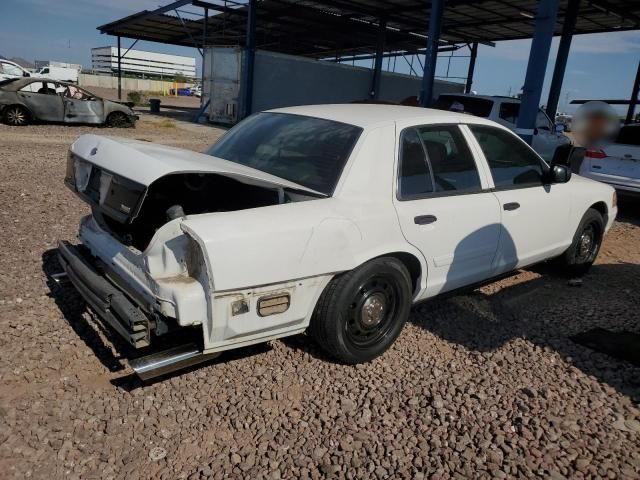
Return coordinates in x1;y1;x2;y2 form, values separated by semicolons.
35;65;79;83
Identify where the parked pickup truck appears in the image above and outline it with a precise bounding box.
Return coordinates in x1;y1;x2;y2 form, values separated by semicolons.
58;104;616;379
435;93;571;162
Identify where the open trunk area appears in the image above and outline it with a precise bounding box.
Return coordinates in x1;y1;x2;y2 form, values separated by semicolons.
96;173;282;251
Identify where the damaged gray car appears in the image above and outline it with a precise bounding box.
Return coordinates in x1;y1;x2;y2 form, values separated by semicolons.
0;78;137;127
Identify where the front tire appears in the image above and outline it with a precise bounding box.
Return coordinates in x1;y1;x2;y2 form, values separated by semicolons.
310;257;412;364
106;111;132;128
556;208;604;276
3;105;30;126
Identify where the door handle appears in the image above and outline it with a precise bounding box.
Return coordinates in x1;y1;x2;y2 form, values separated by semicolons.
503;202;520;211
414;215;437;225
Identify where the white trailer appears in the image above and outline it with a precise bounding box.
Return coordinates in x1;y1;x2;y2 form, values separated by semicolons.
202;47;465;125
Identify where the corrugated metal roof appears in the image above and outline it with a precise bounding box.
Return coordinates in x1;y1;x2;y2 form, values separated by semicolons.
97;0;640;57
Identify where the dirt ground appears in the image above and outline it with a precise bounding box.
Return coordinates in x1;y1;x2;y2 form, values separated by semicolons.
0;116;638;480
85;86;202;109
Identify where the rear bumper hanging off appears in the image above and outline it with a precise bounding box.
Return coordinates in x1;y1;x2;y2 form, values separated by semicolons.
57;240;151;348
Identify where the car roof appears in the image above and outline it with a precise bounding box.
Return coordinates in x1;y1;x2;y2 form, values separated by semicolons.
0;78;32;91
266;103;499;129
0;77;79;92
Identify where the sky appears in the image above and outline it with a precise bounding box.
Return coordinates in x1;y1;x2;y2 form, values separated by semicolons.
1;0;639;114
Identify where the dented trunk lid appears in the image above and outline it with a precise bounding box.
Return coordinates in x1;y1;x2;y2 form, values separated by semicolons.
66;134;325;223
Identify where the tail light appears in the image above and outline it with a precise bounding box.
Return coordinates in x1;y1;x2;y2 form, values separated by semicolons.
585;149;607;159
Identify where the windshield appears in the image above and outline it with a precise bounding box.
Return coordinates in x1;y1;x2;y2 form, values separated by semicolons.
206;112;362;195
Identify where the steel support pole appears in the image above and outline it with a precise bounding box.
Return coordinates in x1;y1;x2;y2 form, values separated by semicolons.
516;0;560;144
625;60;640;125
202;8;208;87
242;0;257;119
464;41;478;94
419;0;445;107
546;0;580;120
117;36;122;101
370;17;386;100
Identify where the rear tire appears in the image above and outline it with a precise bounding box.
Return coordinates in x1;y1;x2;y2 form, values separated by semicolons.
106;111;132;128
310;257;412;364
3;105;30;126
555;208;604;277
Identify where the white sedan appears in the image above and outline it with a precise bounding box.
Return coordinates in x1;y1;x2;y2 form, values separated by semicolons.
58;105;617;379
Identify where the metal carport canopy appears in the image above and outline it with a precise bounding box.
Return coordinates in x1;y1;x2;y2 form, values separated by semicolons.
97;0;640;59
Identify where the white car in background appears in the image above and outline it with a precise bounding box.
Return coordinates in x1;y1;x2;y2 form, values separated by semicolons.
436;94;570;162
580;124;640;197
57;105;616;379
0;59;31;81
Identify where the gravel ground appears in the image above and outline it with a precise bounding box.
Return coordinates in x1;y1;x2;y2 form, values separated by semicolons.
0;117;639;480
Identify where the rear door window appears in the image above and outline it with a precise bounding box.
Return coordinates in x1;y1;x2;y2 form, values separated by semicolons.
398;128;434;199
19;81;47;93
398;125;482;199
418;126;482;192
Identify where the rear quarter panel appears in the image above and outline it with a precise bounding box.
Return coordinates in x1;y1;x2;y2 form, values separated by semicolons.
180;123;426;293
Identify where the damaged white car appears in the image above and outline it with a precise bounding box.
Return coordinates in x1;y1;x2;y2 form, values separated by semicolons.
58;105;617;379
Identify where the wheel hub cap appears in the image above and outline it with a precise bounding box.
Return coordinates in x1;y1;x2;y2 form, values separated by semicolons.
579;232;593;256
361;293;386;327
9;109;24;125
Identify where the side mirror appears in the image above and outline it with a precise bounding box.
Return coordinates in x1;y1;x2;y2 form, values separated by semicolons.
551;144;585;173
23;71;30;77
549;164;572;184
555;123;566;133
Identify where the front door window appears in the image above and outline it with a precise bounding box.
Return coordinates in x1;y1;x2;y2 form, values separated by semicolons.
469;125;545;189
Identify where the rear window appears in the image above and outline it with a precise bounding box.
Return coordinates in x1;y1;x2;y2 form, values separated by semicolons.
207;112;362;195
434;95;494;117
616;126;640;146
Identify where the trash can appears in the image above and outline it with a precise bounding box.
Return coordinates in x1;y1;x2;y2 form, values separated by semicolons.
149;98;161;113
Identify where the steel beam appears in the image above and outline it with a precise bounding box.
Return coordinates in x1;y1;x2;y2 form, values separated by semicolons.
464;41;478;94
419;0;445;107
516;0;560;144
546;0;580;120
626;60;640;125
202;7;208;85
242;0;257;118
117;36;122;101
370;17;387;100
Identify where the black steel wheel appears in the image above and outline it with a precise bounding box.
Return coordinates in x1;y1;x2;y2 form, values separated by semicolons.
345;275;401;349
106;111;131;128
574;221;599;264
555;208;604;277
4;105;29;126
310;257;412;364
